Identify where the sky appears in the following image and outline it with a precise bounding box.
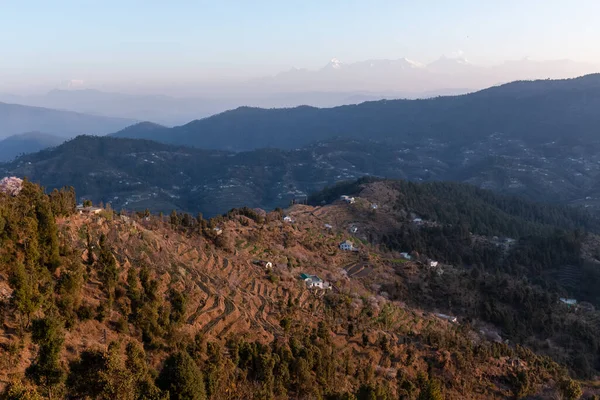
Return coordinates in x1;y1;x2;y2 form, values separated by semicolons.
1;0;600;93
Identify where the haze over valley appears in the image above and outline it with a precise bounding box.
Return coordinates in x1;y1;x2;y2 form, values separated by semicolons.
1;56;598;126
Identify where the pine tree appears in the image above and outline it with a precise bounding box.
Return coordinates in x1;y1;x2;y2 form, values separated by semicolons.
9;261;41;330
26;317;65;399
156;351;206;400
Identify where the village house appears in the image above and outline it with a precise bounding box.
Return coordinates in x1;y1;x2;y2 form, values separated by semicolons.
429;260;439;268
435;313;458;323
349;226;358;234
340;195;355;204
300;273;331;290
371;203;378;210
400;252;412;260
339;240;358;251
283;215;294;223
213;227;223;235
559;298;577;307
324;223;333;229
412;218;423;224
76;205;103;215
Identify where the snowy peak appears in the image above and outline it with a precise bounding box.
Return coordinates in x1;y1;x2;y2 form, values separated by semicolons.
398;57;426;68
323;58;344;70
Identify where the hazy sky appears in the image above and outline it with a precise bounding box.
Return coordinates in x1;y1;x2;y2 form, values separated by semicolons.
2;0;600;92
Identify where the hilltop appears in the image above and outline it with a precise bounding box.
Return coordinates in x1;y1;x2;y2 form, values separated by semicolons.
1;179;599;399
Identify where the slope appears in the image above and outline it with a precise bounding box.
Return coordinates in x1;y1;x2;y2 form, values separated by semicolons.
0;181;596;399
0;136;411;216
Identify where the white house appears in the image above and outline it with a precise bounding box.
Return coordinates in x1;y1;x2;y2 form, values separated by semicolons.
371;203;378;210
435;313;458;323
339;240;357;251
350;226;358;233
76;206;103;215
283;216;293;223
429;260;439;268
300;273;331;290
412;218;423;224
264;261;273;270
340;195;355;204
324;224;333;229
307;278;332;290
308;278;324;289
559;298;577;306
213;227;223;235
400;252;412;260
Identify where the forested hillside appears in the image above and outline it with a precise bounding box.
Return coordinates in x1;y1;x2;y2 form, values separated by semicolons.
1;180;595;399
112;74;600;151
311;178;600;379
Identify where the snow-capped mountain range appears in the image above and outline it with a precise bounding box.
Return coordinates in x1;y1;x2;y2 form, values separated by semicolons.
1;56;598;126
257;55;599;92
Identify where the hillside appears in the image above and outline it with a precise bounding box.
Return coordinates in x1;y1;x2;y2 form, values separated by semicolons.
1;180;598;399
0;136;412;216
112;74;600;151
7;129;600;215
0;101;136;140
107;75;600;209
0;132;65;162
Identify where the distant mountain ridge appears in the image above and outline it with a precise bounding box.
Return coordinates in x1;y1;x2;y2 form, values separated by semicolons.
0;132;65;162
112;74;600;151
255;56;599;92
0;101;136;140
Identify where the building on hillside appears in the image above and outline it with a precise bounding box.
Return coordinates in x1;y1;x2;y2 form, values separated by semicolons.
264;261;273;270
371;203;378;210
324;223;333;229
339;240;358;251
350;226;358;234
283;215;293;223
435;313;458;323
429;260;439;268
300;273;331;290
213;227;223;235
400;252;412;260
340;195;355;204
412;218;423;224
559;298;577;306
76;205;103;215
